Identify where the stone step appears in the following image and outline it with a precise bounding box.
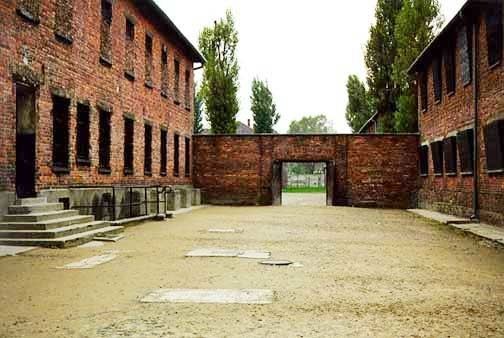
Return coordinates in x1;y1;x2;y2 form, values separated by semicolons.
8;203;64;215
0;226;124;248
0;215;95;231
14;197;48;205
0;221;109;239
2;210;79;223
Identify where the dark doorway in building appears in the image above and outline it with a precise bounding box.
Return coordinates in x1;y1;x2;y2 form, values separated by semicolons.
15;84;37;198
272;161;335;206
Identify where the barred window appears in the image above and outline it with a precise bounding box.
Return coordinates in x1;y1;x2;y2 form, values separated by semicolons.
432;56;442;102
185;70;191;110
185;137;190;177
484;120;504;172
160;129;167;176
99;108;111;173
444;42;456;94
124;17;135;80
457;128;474;174
443;136;457;175
145;34;153;87
419;71;428;112
55;0;73;43
76;103;90;165
52;95;70;172
124;117;134;175
144;124;152;176
419;145;429;176
174;60;180;104
173;134;180;176
485;6;503;67
431;140;443;175
161;46;169;97
458;25;472;85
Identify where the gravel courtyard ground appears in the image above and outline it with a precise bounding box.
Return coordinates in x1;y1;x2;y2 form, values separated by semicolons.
1;202;504;337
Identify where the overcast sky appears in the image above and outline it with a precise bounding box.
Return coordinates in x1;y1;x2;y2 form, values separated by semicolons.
155;0;465;133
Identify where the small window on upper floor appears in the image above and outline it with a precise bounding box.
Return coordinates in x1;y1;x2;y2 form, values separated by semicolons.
185;70;191;111
457;128;474;175
145;34;153;88
174;59;180;104
419;145;429;176
100;0;113;66
17;0;41;24
55;0;73;44
432;56;442;103
458;25;472;86
431;140;444;175
444;41;456;95
485;6;503;68
443;136;457;175
483;120;504;173
419;71;428;112
161;46;169;97
124;18;136;80
126;18;135;41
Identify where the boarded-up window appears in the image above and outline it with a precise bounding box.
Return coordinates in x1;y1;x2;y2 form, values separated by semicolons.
161;46;169;97
145;34;153;87
144;124;152;176
17;0;40;24
99;109;111;173
484;120;504;172
100;0;113;66
458;25;472;85
124;117;134;175
419;71;428;112
124;17;135;80
174;60;180;103
457;128;474;174
432;56;442;102
52;95;70;172
76;103;90;165
160;129;167;176
420;145;429;176
185;70;191;110
185;137;190;177
55;0;73;43
173;134;180;176
444;42;456;94
443;136;457;175
486;7;503;67
431;141;443;175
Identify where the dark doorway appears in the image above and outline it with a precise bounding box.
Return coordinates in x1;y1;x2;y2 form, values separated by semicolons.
16;84;37;198
272;161;335;206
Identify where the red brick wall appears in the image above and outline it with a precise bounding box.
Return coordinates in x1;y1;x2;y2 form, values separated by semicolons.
193;135;419;208
416;11;504;225
0;0;195;192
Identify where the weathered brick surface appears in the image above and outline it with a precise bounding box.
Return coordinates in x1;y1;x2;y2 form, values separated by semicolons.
193;135;419;208
416;11;504;225
0;0;196;192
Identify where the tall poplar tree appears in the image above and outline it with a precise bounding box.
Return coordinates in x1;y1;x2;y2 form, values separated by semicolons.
251;78;280;134
345;75;374;133
193;92;204;134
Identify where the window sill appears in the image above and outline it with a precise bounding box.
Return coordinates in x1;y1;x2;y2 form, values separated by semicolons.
445;172;457;177
144;172;152;177
421;108;428;114
174;100;181;106
145;80;154;89
434;99;441;105
185;107;191;112
487;168;504;175
76;158;91;167
447;91;455;97
420;173;428;178
98;167;111;175
99;55;113;68
52;166;70;174
461;171;474;176
124;169;134;176
160;172;167;177
173;173;180;177
124;70;135;81
55;31;73;45
16;8;40;25
489;61;501;70
161;91;168;99
434;173;443;177
463;80;472;88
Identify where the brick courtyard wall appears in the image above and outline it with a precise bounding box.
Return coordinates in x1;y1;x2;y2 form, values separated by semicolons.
193;135;419;208
0;0;197;193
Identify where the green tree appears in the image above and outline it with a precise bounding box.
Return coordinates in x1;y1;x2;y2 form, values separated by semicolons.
345;75;374;133
288;114;332;134
250;78;280;133
365;0;403;133
199;10;240;134
393;0;442;132
193;91;204;134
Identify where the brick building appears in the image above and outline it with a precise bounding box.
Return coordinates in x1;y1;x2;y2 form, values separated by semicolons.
0;0;204;215
409;0;504;224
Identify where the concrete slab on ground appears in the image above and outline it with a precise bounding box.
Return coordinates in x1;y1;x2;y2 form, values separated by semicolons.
407;209;471;224
186;248;270;259
237;250;271;259
78;241;105;248
57;251;118;269
0;245;37;257
466;224;504;241
140;289;274;304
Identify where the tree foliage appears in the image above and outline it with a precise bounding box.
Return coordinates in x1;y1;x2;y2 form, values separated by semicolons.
193;91;204;134
393;0;442;132
288;114;332;134
250;78;279;134
345;75;374;133
198;10;239;134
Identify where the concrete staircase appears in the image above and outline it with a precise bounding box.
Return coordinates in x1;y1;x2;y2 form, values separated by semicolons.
0;197;123;248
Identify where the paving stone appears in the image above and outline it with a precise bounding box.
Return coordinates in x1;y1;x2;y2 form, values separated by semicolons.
78;241;105;248
467;225;504;241
451;223;480;230
0;245;37;257
140;289;274;304
57;251;119;269
237;250;271;259
407;209;471;225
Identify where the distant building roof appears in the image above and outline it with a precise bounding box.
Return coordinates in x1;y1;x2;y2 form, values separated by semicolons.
236;121;254;135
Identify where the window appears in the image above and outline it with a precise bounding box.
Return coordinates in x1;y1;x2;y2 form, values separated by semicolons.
144;124;152;176
457;128;474;174
17;0;40;24
160;129;167;176
99;108;111;173
419;71;428;112
124;117;134;175
431;140;443;175
100;0;113;66
420;145;429;176
124;17;135;80
185;70;191;110
444;42;456;95
145;34;153;87
55;0;73;43
443;136;457;175
185;137;190;177
76;103;90;165
173;134;180;176
458;25;472;85
432;56;442;102
486;6;503;67
52;95;70;172
174;60;180;104
161;46;169;97
483;120;504;172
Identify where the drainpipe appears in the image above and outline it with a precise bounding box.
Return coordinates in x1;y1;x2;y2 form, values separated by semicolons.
471;19;480;220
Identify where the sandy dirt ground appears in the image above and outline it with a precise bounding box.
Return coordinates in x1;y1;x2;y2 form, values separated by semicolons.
1;204;504;337
282;192;326;206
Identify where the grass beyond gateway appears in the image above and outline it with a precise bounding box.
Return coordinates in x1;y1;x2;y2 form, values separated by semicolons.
282;187;326;193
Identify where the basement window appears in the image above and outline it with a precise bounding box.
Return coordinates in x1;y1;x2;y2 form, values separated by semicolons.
52;95;71;173
431;140;444;175
98;108;111;174
444;42;456;95
174;59;180;104
457;128;474;175
443;136;457;175
17;0;41;24
432;56;442;103
124;117;134;175
419;145;429;176
100;0;113;66
185;137;191;177
161;46;169;97
419;71;428;112
76;103;91;166
124;17;135;80
173;134;180;176
458;25;472;86
483;120;504;173
485;6;503;68
54;0;73;43
185;70;191;111
145;34;153;88
144;124;152;176
160;129;167;176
